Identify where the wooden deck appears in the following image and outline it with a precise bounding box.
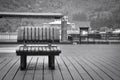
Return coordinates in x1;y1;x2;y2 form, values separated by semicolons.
0;55;120;80
0;44;120;80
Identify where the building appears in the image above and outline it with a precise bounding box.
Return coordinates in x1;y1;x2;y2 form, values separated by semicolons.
43;19;75;30
69;21;91;42
43;19;75;41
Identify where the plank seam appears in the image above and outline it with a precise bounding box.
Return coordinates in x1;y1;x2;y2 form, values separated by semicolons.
66;57;84;80
56;58;64;80
107;57;120;67
98;57;120;72
42;57;45;80
91;56;120;78
85;57;114;80
2;58;19;80
60;56;74;80
73;57;94;80
0;58;7;64
81;57;104;80
109;56;120;65
0;58;13;71
12;62;20;80
23;57;33;80
33;57;39;80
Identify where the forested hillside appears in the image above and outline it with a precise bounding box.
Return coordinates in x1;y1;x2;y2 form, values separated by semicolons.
0;0;120;32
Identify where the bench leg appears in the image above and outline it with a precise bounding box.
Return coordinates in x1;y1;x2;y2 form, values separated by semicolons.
20;55;27;70
48;55;55;69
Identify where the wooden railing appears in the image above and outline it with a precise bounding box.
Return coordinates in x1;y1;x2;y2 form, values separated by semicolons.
0;32;17;41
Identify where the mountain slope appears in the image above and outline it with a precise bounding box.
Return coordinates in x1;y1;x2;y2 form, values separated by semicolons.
0;0;120;32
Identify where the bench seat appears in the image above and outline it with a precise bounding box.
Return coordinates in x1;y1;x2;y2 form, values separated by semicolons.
16;46;61;55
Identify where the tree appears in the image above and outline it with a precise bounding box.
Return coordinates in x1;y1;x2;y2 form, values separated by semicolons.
72;12;88;21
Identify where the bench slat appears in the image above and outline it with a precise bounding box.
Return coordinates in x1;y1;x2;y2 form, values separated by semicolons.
36;27;39;41
42;27;46;41
39;27;42;41
46;28;50;40
17;27;21;41
38;46;42;51
17;27;24;42
24;27;28;42
28;27;32;41
31;27;35;41
17;26;60;43
50;28;54;41
17;46;61;55
54;28;59;41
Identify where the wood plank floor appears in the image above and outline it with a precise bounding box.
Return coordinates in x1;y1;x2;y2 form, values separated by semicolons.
0;55;120;80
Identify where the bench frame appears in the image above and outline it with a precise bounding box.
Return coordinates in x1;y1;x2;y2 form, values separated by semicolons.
16;27;61;70
19;44;56;70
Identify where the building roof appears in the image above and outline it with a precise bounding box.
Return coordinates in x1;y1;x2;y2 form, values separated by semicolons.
0;12;64;19
113;29;120;33
48;20;73;24
44;20;75;29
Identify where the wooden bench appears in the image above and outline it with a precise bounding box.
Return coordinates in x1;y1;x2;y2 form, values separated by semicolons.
16;27;61;70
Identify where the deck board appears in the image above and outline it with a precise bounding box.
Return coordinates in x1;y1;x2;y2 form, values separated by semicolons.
83;56;112;80
92;56;120;78
52;57;63;80
82;57;105;80
98;56;120;73
61;56;83;80
13;57;33;80
24;57;37;80
43;56;53;80
88;56;120;80
106;57;120;68
0;58;11;70
34;57;43;80
0;58;18;80
110;56;120;66
0;58;6;64
3;59;19;80
0;55;120;80
67;57;92;80
56;56;73;80
75;56;102;80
